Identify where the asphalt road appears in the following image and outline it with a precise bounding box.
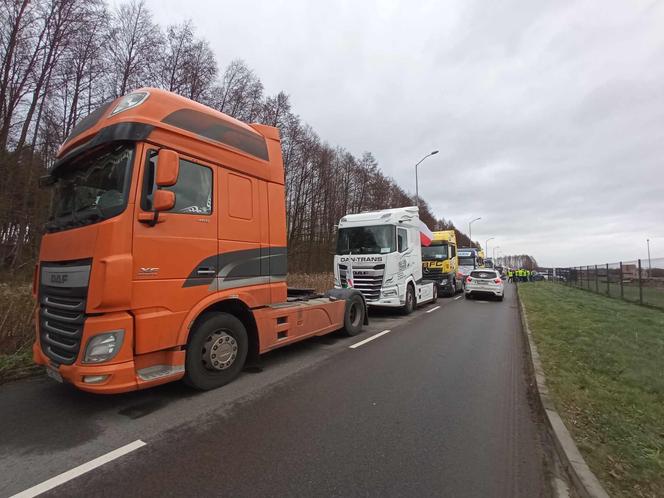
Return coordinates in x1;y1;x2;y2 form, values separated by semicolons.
1;285;551;497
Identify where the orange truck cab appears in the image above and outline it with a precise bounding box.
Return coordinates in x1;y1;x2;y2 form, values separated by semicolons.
33;88;366;394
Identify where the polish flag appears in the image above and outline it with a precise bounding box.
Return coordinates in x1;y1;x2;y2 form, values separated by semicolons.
419;220;433;246
346;258;354;288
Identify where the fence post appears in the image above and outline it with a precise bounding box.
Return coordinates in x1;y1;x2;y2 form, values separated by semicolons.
619;261;624;299
595;264;599;293
587;266;590;290
606;263;610;296
638;259;643;305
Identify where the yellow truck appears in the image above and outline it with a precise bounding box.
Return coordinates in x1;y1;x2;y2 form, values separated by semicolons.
421;230;462;296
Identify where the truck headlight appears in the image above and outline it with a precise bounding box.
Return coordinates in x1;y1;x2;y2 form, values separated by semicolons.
83;330;124;364
384;275;394;285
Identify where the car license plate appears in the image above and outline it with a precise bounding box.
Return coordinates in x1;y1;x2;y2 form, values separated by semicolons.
46;366;63;383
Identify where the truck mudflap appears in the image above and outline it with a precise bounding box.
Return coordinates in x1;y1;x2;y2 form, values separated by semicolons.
324;288;370;326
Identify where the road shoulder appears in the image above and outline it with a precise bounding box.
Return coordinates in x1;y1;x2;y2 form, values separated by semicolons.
516;284;609;498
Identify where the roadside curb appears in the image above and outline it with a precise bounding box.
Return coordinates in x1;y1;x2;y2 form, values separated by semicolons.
516;285;610;498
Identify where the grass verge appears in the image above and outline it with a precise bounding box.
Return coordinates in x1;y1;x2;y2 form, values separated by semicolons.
519;282;664;497
287;272;334;293
0;282;37;383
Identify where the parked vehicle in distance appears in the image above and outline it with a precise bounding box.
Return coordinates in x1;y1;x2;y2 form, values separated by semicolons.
33;88;367;394
464;269;505;301
334;206;437;314
421;229;462;296
457;247;484;286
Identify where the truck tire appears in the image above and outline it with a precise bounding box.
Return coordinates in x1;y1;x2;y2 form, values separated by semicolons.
402;284;415;315
446;277;456;297
183;312;248;391
342;294;365;336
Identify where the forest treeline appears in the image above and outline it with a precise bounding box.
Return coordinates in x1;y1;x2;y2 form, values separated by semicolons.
0;0;483;276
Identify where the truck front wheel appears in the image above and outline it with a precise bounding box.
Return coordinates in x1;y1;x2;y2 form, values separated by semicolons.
446;277;456;297
184;312;248;390
402;284;415;315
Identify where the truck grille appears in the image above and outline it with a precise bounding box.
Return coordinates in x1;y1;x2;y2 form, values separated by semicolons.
39;260;91;365
423;266;446;282
423;266;443;275
339;265;384;302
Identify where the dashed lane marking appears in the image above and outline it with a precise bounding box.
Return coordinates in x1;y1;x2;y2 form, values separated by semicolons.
349;329;391;349
426;305;441;313
10;440;147;498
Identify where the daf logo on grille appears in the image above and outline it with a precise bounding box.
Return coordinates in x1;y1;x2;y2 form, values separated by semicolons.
50;274;68;284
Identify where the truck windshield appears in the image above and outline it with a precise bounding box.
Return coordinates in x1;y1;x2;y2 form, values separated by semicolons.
458;256;476;266
421;244;449;260
45;143;134;232
336;225;396;255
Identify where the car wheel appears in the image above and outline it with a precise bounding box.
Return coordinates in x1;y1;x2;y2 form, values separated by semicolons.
464;292;472;300
497;295;504;302
402;284;415;314
183;312;248;391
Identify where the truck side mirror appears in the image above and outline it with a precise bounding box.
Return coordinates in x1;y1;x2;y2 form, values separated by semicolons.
156;149;179;186
153;189;175;211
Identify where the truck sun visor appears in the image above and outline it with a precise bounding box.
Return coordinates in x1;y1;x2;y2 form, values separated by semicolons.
161;109;269;161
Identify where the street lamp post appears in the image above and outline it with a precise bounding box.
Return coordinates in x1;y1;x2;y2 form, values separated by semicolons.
468;217;481;246
647;238;651;279
493;246;500;262
414;150;439;208
485;237;495;260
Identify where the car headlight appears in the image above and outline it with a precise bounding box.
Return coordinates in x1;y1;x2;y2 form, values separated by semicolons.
83;330;124;364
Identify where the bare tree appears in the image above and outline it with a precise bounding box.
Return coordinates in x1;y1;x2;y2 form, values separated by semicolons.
105;0;162;97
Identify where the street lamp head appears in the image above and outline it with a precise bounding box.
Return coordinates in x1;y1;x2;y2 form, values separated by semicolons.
431;150;439;155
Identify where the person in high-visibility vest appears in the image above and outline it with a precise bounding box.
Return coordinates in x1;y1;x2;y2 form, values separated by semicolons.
507;269;513;283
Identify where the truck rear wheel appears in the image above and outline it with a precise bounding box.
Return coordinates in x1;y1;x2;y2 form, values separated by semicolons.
342;294;365;336
183;312;248;390
402;284;415;315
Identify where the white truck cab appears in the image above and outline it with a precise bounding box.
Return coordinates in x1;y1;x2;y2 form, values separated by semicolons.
334;206;437;313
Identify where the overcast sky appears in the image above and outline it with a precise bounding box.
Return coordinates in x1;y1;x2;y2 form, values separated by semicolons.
145;0;663;267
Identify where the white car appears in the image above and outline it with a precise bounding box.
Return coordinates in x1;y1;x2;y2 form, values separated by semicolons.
464;269;504;301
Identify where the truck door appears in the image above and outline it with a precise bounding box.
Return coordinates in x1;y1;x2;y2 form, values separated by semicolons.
132;148;218;309
397;227;410;281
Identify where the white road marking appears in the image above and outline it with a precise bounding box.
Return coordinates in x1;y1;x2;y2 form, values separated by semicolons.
454;295;463;300
426;305;441;313
10;440;147;498
350;329;391;349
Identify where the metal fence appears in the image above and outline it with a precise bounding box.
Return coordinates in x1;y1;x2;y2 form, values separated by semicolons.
552;257;664;311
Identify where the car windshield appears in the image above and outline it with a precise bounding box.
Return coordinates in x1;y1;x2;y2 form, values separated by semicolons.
421;243;449;260
46;143;134;232
336;225;395;255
